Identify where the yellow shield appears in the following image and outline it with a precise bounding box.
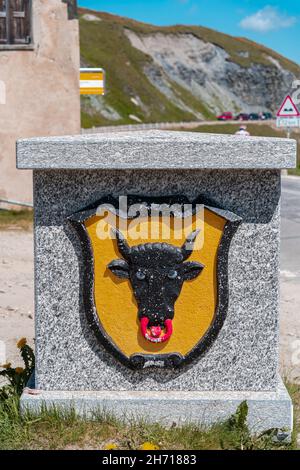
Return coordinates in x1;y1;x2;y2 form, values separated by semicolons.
68;195;241;369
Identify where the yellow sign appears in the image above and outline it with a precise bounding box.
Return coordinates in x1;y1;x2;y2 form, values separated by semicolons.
80;68;105;95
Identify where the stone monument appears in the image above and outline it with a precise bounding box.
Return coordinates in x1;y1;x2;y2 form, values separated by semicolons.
17;131;296;437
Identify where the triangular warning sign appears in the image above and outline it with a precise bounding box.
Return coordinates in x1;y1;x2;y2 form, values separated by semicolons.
277;95;300;117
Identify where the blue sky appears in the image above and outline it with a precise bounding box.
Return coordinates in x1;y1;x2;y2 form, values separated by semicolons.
79;1;300;64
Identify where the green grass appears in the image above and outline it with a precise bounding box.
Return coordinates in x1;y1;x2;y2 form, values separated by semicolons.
289;169;300;176
0;393;298;450
287;381;300;446
0;210;33;231
191;122;286;137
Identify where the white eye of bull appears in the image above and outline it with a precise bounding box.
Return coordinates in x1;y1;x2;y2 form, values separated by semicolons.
168;269;178;279
136;270;146;280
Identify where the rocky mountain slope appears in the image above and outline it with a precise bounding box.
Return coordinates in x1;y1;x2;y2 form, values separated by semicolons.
79;9;300;127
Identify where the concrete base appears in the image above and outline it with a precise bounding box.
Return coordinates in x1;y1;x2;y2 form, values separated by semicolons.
20;380;293;439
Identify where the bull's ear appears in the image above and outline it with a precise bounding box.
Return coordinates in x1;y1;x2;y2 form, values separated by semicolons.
182;261;204;280
107;259;130;279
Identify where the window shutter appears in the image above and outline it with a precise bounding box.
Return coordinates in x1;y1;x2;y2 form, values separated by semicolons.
9;0;31;44
0;0;7;44
62;1;78;20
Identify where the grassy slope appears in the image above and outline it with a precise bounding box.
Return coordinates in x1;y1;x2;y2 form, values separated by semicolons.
80;9;300;73
80;13;212;127
0;210;33;231
79;9;300;128
192;122;290;136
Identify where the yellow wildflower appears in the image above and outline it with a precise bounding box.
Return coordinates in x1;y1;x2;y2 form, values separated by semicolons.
15;367;24;374
104;442;118;450
140;442;159;450
17;338;27;349
1;362;11;369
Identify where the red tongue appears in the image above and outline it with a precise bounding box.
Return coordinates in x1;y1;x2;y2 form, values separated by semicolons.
150;326;162;338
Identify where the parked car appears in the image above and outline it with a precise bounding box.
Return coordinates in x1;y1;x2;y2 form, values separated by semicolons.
217;112;233;121
248;113;260;120
235;113;249;121
260;112;273;120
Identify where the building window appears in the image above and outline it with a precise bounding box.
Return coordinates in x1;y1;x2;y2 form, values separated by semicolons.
62;0;77;20
0;0;31;46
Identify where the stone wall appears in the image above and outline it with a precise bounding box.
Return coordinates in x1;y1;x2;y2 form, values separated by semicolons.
0;0;80;203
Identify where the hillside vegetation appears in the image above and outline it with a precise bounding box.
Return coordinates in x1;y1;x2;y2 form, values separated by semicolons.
79;9;300;128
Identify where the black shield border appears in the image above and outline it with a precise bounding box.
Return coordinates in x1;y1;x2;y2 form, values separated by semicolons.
68;195;242;370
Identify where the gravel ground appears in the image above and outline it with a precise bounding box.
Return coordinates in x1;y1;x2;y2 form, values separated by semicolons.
0;230;34;368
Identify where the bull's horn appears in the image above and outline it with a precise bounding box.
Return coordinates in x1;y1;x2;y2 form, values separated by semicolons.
181;229;200;260
112;228;131;260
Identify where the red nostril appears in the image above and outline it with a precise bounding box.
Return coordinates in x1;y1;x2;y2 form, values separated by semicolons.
140;317;173;343
150;326;162;338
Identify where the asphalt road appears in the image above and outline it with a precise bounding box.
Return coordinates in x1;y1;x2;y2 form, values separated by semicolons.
281;176;300;280
280;176;300;380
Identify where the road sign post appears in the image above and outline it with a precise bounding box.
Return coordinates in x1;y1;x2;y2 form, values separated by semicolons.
276;95;300;138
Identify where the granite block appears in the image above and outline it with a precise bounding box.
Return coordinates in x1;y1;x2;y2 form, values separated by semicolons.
33;168;281;391
17;130;297;170
20;380;293;439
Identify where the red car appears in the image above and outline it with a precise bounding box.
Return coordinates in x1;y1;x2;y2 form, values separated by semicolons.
235;113;249;121
217;112;233;121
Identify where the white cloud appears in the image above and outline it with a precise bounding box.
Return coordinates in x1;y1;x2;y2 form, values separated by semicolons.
177;0;198;15
239;6;296;33
188;4;199;15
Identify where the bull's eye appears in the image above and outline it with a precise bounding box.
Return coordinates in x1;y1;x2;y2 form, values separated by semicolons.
136;270;146;280
168;269;178;279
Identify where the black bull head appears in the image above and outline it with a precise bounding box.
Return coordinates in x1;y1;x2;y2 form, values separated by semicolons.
107;229;204;343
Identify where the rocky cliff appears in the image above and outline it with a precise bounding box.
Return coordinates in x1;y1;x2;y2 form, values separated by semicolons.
79;9;300;127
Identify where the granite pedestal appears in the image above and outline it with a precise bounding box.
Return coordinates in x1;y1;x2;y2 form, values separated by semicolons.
17;131;296;436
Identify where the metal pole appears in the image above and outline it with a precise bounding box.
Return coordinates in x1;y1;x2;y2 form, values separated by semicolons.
0;198;33;208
